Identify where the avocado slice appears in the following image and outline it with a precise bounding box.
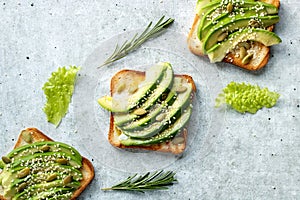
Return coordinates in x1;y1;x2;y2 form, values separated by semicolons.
197;0;277;16
14;187;73;200
48;194;73;200
119;77;186;131
98;62;169;113
207;28;282;62
2;162;82;198
121;81;193;139
7;141;82;163
198;5;277;41
196;0;214;13
202;14;280;52
8;179;79;199
114;63;174;126
120;106;192;146
0;160;4;169
9;171;81;189
119;90;177;131
10;151;82;170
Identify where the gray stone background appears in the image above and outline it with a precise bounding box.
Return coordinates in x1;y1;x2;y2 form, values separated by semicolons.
0;0;300;199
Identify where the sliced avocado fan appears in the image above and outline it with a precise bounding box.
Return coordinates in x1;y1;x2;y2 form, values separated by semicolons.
98;62;195;146
196;0;281;62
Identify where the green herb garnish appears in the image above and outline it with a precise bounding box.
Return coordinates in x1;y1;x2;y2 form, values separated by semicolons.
42;66;80;127
99;16;174;67
215;81;280;114
102;170;177;192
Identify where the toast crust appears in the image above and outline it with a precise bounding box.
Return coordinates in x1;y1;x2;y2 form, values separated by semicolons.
107;69;196;154
0;128;94;200
187;0;280;71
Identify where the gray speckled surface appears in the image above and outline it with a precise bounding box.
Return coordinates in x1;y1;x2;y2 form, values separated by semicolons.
1;0;300;199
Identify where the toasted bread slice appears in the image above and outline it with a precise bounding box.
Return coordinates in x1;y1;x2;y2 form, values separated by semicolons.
187;0;280;71
0;128;94;200
107;69;196;154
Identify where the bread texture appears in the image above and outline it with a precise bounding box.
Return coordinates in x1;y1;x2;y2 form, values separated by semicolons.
0;128;94;200
187;0;280;71
107;69;196;154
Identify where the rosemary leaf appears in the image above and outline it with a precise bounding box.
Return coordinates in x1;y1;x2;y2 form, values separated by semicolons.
101;170;177;192
99;16;174;67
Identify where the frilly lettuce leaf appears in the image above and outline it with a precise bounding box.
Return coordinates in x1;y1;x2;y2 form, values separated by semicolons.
215;82;280;114
42;66;80;127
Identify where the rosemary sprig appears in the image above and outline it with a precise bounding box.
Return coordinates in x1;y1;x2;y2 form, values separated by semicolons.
99;16;174;67
101;170;177;193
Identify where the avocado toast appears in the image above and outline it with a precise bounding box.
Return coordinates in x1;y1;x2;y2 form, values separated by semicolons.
0;128;94;200
188;0;281;70
98;62;196;154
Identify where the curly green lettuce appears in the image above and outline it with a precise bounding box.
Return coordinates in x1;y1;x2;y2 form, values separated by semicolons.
42;66;80;127
215;82;280;114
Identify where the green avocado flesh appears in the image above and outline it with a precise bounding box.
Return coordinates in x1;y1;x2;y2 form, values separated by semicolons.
120;107;192;146
0;141;83;199
113;63;174;126
98;62;169;113
122;80;193;139
98;62;194;146
202;14;279;52
197;0;276;15
119;90;177;131
197;0;281;62
207;28;282;62
198;5;278;41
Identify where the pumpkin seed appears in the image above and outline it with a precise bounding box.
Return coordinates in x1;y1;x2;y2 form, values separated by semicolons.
176;86;187;93
239;46;247;59
2;156;11;164
239;42;251;50
172;137;185;145
249;19;260;28
242;53;253;65
41;145;50;152
155;113;166;122
17;167;30;178
56;158;68;165
217;32;228;42
47;173;57;182
227;3;233;13
63;175;72;185
21;130;32;143
117;83;126;93
133;108;147;116
17;182;28;192
161;93;168;101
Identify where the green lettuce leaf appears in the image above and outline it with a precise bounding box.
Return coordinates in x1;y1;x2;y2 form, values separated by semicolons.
215;82;280;114
42;66;80;127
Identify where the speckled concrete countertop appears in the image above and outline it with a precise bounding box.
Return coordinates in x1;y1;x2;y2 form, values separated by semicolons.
1;0;300;199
